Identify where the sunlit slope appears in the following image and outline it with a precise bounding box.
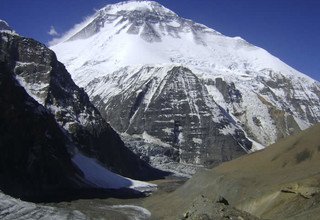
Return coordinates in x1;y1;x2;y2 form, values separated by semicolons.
145;123;320;219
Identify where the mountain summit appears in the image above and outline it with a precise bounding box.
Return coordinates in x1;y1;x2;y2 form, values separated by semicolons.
51;0;184;44
51;1;320;175
0;20;16;35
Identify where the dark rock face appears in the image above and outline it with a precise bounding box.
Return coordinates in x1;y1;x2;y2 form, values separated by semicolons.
215;78;242;104
0;31;165;184
88;66;251;172
0;62;85;199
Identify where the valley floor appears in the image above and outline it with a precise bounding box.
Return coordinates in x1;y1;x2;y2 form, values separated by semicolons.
45;175;188;219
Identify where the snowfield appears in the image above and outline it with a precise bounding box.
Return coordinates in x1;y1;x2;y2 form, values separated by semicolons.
73;153;157;192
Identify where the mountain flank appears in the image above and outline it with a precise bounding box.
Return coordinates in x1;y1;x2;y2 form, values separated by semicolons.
144;123;320;219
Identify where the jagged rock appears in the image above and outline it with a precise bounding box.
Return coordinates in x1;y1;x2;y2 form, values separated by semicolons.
215;78;242;104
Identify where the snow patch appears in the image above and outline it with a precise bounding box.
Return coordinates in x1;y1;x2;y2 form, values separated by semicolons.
219;125;236;135
178;132;185;144
167;20;181;27
1;35;8;42
248;137;265;152
162;128;172;134
110;205;151;220
15;75;48;105
140;131;171;147
192;138;202;144
72;153;157;192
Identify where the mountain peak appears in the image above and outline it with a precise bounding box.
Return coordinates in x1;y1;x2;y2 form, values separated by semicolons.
50;0;216;45
0;20;17;35
100;0;175;15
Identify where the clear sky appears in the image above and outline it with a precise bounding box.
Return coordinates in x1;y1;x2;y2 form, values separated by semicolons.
1;0;319;81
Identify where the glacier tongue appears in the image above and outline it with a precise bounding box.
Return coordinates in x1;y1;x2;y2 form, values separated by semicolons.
51;0;320;172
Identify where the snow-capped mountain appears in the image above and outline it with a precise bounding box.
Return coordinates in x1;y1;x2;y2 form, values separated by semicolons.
51;1;320;174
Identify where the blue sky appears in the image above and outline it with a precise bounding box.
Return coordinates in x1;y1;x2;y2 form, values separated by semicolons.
1;0;319;81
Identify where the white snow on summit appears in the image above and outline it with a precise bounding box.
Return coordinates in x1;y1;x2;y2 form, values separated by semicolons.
103;0;175;15
51;1;314;84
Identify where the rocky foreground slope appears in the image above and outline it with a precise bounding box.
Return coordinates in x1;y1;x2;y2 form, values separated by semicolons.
51;1;320;174
144;123;320;219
